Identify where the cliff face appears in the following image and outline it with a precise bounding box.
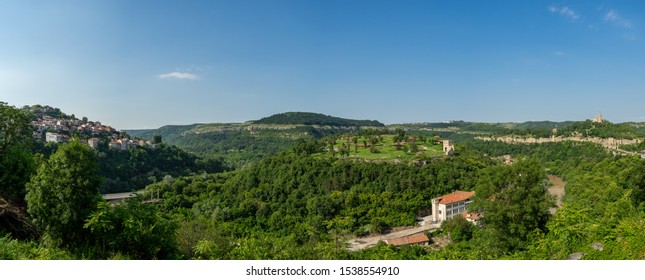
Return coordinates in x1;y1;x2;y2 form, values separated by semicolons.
476;136;641;150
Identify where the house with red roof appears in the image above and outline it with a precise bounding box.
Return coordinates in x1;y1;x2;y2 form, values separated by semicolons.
461;211;481;224
431;190;475;223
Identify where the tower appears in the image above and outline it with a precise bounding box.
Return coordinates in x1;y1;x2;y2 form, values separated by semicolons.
432;198;441;222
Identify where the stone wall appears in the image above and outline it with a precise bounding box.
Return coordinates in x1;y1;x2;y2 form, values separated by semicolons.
475;135;641;150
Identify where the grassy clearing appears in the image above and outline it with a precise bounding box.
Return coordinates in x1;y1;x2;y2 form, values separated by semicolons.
318;134;446;161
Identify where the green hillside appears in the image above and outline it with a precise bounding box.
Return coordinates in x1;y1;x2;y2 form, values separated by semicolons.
125;124;200;140
126;113;386;168
317;134;445;161
6;102;645;260
253;112;385;127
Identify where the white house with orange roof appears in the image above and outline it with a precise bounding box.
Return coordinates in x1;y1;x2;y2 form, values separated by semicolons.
431;190;475;223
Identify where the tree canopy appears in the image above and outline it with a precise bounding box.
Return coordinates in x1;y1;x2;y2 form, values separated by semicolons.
253;112;385;127
469;158;554;255
26;139;102;247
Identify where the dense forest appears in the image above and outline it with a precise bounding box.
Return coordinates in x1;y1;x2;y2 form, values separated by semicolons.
253;112;385;127
30;139;226;194
3;102;645;260
129;126;350;169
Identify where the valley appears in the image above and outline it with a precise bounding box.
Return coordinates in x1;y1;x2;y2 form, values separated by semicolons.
2;103;645;260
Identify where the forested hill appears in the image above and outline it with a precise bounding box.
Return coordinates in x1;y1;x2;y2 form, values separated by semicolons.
125;113;386;168
125;124;200;140
252;112;385;127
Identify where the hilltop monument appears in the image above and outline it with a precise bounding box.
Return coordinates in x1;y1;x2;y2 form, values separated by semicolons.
592;112;603;123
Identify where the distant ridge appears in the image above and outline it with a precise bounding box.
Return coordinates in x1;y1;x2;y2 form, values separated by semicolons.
252;112;385;127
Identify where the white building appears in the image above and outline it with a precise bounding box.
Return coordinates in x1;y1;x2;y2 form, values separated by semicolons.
109;141;121;150
641;150;645;159
87;138;100;149
45;132;63;143
431;190;475;223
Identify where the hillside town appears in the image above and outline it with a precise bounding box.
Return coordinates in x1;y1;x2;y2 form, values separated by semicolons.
29;105;153;150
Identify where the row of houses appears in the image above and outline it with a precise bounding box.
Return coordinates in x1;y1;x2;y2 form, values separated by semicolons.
31;109;154;150
33;117;114;137
43;132;154;150
108;139;155;150
45;133;102;148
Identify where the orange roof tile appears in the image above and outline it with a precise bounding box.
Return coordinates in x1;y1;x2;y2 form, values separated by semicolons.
435;190;475;205
385;233;429;246
462;211;481;221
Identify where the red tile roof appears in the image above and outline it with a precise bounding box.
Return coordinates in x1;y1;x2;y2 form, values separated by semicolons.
462;211;481;221
385;233;430;246
435;190;475;205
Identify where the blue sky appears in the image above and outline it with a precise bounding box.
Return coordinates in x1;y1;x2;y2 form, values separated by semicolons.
1;0;644;129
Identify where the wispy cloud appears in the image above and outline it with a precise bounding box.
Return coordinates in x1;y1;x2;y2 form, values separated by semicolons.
554;51;565;56
158;72;199;80
604;10;632;28
548;6;579;21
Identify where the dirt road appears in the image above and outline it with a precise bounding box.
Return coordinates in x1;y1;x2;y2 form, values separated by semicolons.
547;175;566;214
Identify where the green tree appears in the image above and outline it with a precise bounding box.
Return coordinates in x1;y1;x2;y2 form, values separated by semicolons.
440;215;475;242
470;158;554;254
0;103;37;238
369;136;378;147
153;134;163;144
0;145;36;201
409;142;419;153
26;139;102;247
0;102;35;200
395;128;405;143
84;199;178;259
0;102;33;152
